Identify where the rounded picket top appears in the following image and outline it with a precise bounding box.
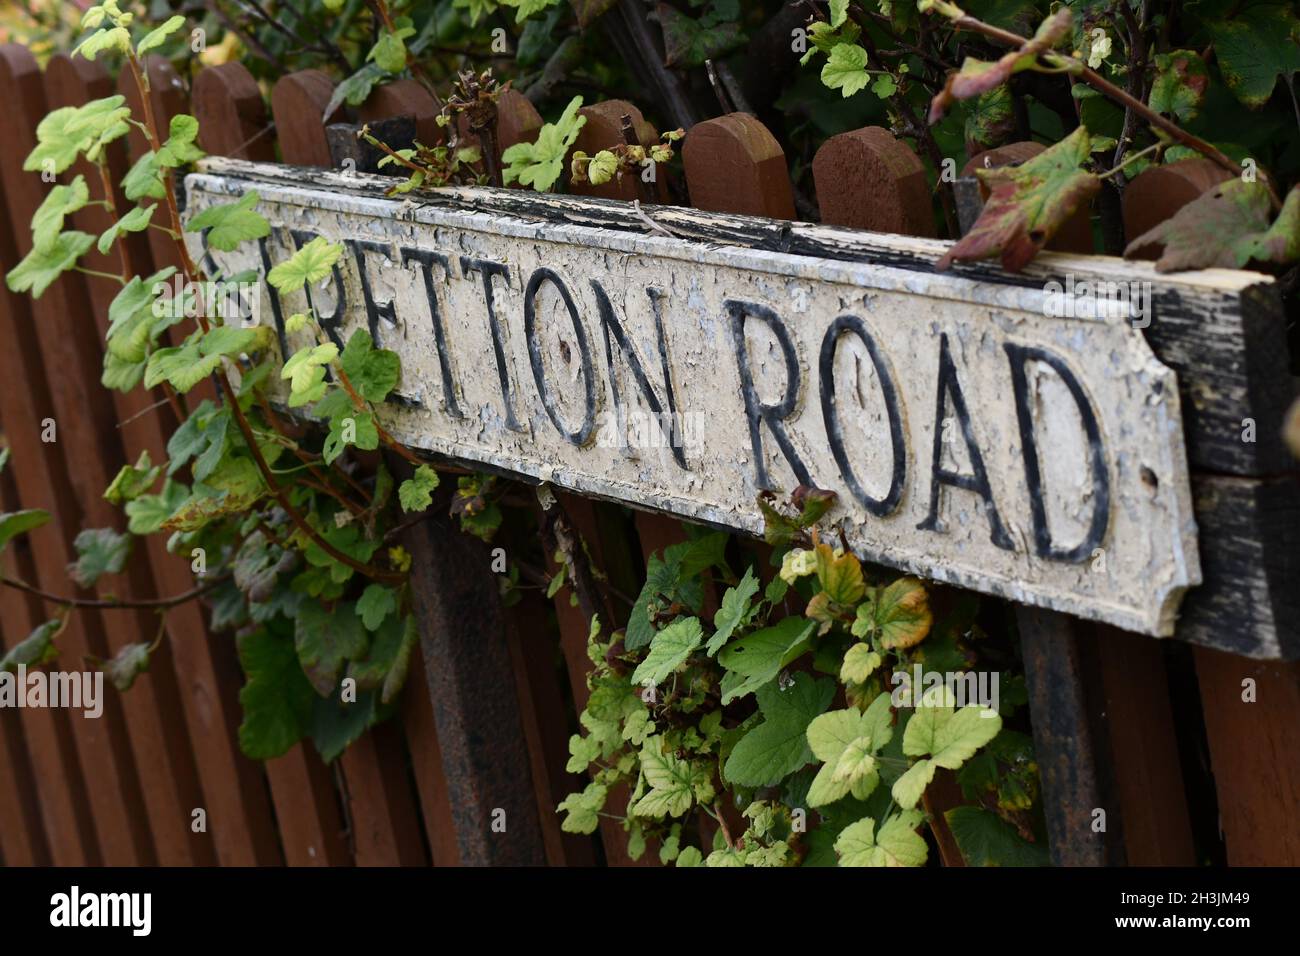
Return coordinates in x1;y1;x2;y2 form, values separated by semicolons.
812;126;935;237
569;98;667;201
1123;157;1236;260
271;69;340;167
193;62;272;162
496;88;544;163
682;113;795;220
964;141;1093;254
358;77;441;148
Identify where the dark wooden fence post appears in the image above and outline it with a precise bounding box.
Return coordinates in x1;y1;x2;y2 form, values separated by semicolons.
400;494;548;865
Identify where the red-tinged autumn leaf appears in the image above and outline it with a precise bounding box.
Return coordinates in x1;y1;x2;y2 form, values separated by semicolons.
929;9;1073;124
1123;180;1300;273
938;127;1099;272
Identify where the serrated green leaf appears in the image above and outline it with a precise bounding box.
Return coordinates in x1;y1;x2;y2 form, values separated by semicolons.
821;43;870;97
707;566;759;655
99;641;151;691
340;328;400;402
835;810;928;866
295;599;369;697
723;673;834;787
503;95;586;192
122;151;164;202
398;465;440;512
630;616;703;687
238;623;314;759
97;203;155;255
32;175;89;253
6;231;95;298
0;619;62;672
185;191;270;251
67;527;133;588
356;583;398;631
156;113;204;168
267;236;344;293
0;509;51;552
137;14;186;56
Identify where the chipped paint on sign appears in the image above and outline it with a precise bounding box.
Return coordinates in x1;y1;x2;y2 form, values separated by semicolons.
184;167;1201;636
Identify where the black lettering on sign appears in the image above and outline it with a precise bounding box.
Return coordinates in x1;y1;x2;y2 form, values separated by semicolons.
593;283;687;469
402;247;464;420
1005;343;1111;561
728;299;812;491
461;256;523;432
348;239;397;342
524;268;597;447
917;332;1014;551
257;234;289;359
819;314;906;517
290;229;347;351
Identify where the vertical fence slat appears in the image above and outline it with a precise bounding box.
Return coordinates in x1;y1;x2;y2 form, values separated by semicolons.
682;113;794;218
0;42;156;867
188;61;370;866
101;56;286;867
401;652;460;865
1194;649;1300;864
38;51;213;867
812;127;935;236
193;61;276;162
270;71;443;866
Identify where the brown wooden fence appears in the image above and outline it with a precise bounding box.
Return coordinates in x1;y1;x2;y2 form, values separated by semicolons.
0;43;1297;867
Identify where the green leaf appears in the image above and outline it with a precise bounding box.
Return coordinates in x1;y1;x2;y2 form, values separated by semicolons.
97;203;155;255
99;641;151;691
279;341;338;401
939;126;1098;272
24;96;131;174
499;0;562;23
5;231;95;298
903;702;1002;768
156;114;204;168
558;780;607;834
146;325;264;393
890;758;937;810
840;642;882;684
310;689;378;763
125;479;188;534
67;527;133;588
32;175;89;253
1208;6;1300;109
1147;50;1210;122
367;20;416;73
347;614;417;704
835;810;927;866
821;43;871;97
137;14;186;56
267;236;344;293
0;509;51;552
185;191;270;251
653;2;745;69
398;465;440;512
945;806;1050;866
631;736;711;818
238;624;315;759
0;619;62;672
1125;181;1300;273
829;0;850;28
805;694;894;807
707;566;759;655
104;450;160;505
356;584;398;631
74;25;132;61
340;328;400;402
717;617;814;704
295;599;369;697
815;542;865;605
122;151;164;202
723;673;834;787
630;616;703;687
502;95;587;192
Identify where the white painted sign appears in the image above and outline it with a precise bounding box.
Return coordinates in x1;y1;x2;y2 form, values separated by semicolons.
184;163;1201;636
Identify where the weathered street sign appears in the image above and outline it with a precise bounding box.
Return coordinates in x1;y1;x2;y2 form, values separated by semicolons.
185;159;1290;642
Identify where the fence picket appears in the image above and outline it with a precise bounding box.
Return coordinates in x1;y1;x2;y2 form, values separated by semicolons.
0;42;156;866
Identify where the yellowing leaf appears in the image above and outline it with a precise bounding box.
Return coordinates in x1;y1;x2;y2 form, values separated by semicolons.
1124;181;1300;273
939;127;1099;272
852;576;932;650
